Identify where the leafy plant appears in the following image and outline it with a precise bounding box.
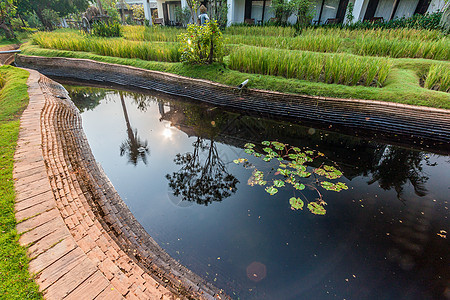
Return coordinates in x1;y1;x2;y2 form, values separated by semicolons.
91;21;122;37
345;2;354;24
174;6;191;27
234;141;348;215
178;20;225;64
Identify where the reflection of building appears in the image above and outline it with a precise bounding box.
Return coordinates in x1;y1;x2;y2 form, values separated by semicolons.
227;0;446;25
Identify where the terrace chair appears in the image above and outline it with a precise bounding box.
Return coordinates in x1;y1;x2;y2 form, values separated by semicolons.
154;18;164;25
325;18;340;25
245;18;255;25
369;17;384;23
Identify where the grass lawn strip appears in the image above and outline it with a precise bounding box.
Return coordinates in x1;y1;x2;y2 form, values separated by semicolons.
20;44;450;109
0;65;42;299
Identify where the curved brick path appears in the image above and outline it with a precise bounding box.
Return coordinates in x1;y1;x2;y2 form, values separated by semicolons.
14;69;222;299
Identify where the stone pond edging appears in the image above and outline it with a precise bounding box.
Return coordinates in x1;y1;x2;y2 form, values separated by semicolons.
15;54;450;151
14;68;226;299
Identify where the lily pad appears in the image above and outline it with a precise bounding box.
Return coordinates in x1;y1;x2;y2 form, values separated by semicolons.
244;143;255;149
320;181;348;191
289;197;304;210
265;186;278;195
293;182;305;190
307;202;326;215
244;148;255;154
273;180;285;187
233;158;247;164
261;141;270;146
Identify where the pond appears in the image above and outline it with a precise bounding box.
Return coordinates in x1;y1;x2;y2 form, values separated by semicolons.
65;83;449;299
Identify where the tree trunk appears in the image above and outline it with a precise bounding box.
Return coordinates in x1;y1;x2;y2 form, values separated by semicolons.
0;22;16;39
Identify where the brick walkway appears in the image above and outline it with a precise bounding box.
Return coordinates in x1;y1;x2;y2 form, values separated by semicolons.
14;69;222;299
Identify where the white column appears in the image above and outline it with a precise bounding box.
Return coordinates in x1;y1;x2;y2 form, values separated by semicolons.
143;0;153;25
352;0;367;22
181;0;187;8
157;1;164;18
227;0;234;26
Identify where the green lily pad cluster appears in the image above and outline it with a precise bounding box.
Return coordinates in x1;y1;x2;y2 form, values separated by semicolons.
234;141;349;215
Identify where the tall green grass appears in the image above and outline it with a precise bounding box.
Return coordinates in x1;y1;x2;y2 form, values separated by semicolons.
123;25;183;42
32;31;180;62
306;27;444;41
226;34;342;53
225;25;296;37
356;37;450;60
229;46;391;87
424;64;450;93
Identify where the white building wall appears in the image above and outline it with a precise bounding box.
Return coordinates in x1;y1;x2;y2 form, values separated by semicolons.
394;0;419;19
234;0;246;23
427;0;446;13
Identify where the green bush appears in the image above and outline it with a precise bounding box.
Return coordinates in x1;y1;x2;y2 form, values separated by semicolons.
91;21;122;37
178;20;225;64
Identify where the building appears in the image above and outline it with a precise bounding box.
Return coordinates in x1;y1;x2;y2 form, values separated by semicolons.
124;0;158;22
227;0;447;25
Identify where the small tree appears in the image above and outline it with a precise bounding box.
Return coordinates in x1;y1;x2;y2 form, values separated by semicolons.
0;0;16;39
178;19;225;64
174;6;191;27
185;0;199;24
272;0;295;25
293;0;314;30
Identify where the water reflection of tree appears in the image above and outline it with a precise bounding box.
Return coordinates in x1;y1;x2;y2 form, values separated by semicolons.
68;87;106;112
166;137;239;206
368;146;430;201
164;105;239;206
119;93;149;166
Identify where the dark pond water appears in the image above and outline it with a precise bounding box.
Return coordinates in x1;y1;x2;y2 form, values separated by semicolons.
66;84;449;300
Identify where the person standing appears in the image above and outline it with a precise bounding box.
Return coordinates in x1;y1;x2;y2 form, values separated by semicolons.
198;5;209;25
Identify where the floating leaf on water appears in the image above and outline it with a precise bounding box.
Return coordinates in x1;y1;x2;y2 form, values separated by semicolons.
244;143;255;149
320;181;348;191
257;180;267;186
263;147;272;153
289;197;304;210
314;165;343;179
307;202;326;215
263;156;273;162
292;147;301;152
254;153;262;158
318;152;325;157
295;170;311;178
279;163;287;168
271;141;285;150
273;180;285;187
261;141;270;146
277;157;283;161
244;148;255;154
288;154;298;160
305;150;314;155
265;186;278;195
277;168;291;176
233;158;247;164
293;182;305;190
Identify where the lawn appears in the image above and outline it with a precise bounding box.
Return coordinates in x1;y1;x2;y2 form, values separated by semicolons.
0;66;42;299
21;26;450;108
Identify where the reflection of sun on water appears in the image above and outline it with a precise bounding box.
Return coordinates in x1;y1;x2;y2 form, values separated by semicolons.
162;127;173;139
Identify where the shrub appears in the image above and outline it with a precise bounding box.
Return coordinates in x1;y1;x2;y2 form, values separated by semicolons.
178;20;225;64
91;21;122;37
